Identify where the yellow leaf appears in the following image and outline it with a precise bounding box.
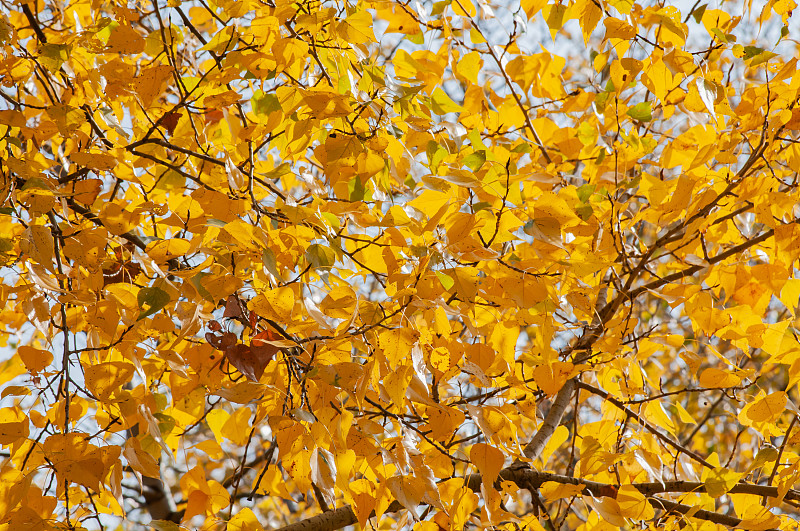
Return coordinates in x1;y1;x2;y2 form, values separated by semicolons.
249;286;295;322
539;425;569;466
284;448;312;491
587;496;626;527
746;392;787;423
192;188;246;223
540;481;584;500
545;4;567;39
206;409;230;445
470;442;504;485
642;55;674;103
698;367;742;389
319;285;356;319
674;402;696;424
20;225;55;271
739;508;782;530
383;366;411;407
761;321;800;363
70;178;103;205
349;478;377;528
428;347;451;373
146;238;191;263
780;279;800;316
452;0;476;18
608;0;633;14
503;276;548;308
223;219;261;249
455;51;482;84
337;10;375;43
643;401;676;435
70;151;117;171
200;271;243;303
387;475;427;510
705;467;742;497
616;484;654;519
123;437;161;478
0;109;25;128
379;328;419;367
99;203;140;235
427;405;466;442
43;433;119;492
84;361;135;401
17;346;52;374
603;17;636;40
133;64;173;108
105;23;145;54
222;407;251;446
0;407;29;445
533;361;574;396
0;466;32;521
228;508;262;531
520;0;547;18
273;38;309;78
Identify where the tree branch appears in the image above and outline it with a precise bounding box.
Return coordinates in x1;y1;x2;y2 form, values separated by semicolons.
274;501;402;531
577;381;715;469
272;467;794;531
522;379;575;460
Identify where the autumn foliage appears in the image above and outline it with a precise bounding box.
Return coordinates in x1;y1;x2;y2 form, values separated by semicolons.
2;0;800;529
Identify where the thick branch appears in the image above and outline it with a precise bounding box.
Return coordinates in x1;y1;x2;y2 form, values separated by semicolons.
522;379;575;460
649;496;776;531
274;467;794;531
274;501;402;531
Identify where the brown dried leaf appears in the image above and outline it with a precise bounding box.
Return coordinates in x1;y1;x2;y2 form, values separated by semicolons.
225;343;273;382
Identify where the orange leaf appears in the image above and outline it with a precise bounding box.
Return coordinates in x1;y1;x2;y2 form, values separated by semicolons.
470;443;504;485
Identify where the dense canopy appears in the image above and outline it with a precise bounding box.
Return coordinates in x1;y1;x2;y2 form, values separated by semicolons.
2;0;800;530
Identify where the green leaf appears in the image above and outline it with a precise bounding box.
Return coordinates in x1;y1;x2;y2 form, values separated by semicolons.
748;49;778;66
627;102;653;122
306;244;336;269
748;447;779;472
595;149;607;165
262;248;282;280
575;205;593;220
692;4;707;23
512;143;532;153
137;286;171;320
710;28;729;43
462;150;486;172
779;25;789;44
743;46;766;60
577;184;596;203
348;176;368;201
252;90;280;115
429;144;448;173
546;4;567;31
260;163;292;181
39;43;70;72
150;520;181;531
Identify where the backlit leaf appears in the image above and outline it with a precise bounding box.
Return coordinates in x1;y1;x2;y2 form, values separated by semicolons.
138;286;171;319
470;443;504;485
705;467;742;497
